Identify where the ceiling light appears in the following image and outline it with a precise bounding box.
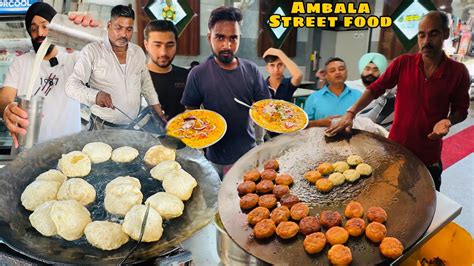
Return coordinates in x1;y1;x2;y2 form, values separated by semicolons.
440;5;446;9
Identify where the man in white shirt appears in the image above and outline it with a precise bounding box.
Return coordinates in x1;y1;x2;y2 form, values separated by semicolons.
66;5;166;130
0;2;97;148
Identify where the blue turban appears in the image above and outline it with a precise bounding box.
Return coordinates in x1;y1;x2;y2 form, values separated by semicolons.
358;53;388;74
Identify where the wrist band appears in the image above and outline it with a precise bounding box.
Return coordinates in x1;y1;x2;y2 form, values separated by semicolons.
346;110;356;118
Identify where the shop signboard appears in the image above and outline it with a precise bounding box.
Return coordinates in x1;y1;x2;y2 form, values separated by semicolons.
266;0;293;49
144;0;194;37
0;0;40;15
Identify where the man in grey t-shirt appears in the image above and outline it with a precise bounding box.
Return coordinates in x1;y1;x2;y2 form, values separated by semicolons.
181;6;270;178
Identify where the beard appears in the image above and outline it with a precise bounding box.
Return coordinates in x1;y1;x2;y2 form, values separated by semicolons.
214;49;235;64
152;55;175;69
361;73;378;86
32;37;55;55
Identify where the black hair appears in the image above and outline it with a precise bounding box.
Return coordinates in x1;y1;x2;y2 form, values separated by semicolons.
144;20;178;41
111;5;135;20
325;57;345;67
208;6;242;30
263;55;279;64
190;61;200;67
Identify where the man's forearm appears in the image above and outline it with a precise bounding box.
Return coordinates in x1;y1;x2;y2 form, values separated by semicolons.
307;118;331;128
279;53;303;86
348;89;375;114
0;87;17;116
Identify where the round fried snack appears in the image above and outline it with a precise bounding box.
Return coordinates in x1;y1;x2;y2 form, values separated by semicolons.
356;163;373;176
243;169;261;182
275;173;293;186
299;216;321;235
316;178;334;193
319;210;342;229
366;222;387;243
253;219;276;239
343;169;361;182
248;207;271;225
273;184;289;199
263;159;279;171
290;202;309;221
328;172;345;186
258;194;277;209
326;226;349;245
347;154;363;166
328;244;352;265
276;221;299;239
237;181;256;195
303;232;326;254
380;237;404;259
280;194;300;209
344;201;364;218
304;170;322;183
333;161;350;173
316;162;334;175
367;206;388;223
256;180;274;194
345;218;366;237
261;169;277;181
270;206;290;225
240;193;259;210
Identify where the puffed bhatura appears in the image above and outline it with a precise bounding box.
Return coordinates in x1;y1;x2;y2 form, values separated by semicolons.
356;163;373;176
303;232;326;254
35;169;67;183
50;200;92;241
243;169;261;182
380;237;404;259
290;202;309;221
82;142;112;164
248;207;271;225
253;219;276;239
316;162;334;175
144;145;176;166
84;221;129;251
21;180;61;211
319;210;342;229
29;201;57;237
347;154;363;166
275;173;293;186
328;172;345;186
270;206;290;225
276;221;299;239
58;151;91;177
56;178;96;206
162;169;197;201
333;161;350;173
261;169;277;181
104;176;143;216
303;170;322;183
258;194;277;209
367;206;388;223
328;244;352;266
122;205;163;242
111;146;139;163
326;226;349;245
150;160;181;181
343;169;361;182
256;180;274;194
345;218;366;237
299;216;321;235
273;184;289;199
344;201;364;218
279;194;300;209
240;193;259;210
316;178;334;192
237;181;256;195
145;192;184;220
263;159;279;170
365;222;387;243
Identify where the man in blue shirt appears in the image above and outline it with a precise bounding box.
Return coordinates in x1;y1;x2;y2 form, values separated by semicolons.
304;57;361;127
181;6;270;178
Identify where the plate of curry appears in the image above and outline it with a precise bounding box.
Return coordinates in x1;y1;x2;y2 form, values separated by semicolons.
250;99;308;134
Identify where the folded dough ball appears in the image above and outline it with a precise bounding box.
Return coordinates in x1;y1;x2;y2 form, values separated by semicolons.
145;192;184;219
35;169;67;184
85;221;129;250
82;142;112;164
144;145;176;166
50;200;92;241
104;176;143;216
347;155;363;166
328;172;346;186
344;169;361;182
21;180;61;211
57;178;96;206
111;146;139;163
163;169;197;201
29;201;57;236
150;160;181;181
333;161;350;173
356;163;373;176
122;205;163;242
58;151;91;177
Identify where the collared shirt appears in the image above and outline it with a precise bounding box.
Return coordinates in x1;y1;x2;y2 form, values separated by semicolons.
304;85;361;120
267;76;297;102
368;53;470;165
66;37;159;124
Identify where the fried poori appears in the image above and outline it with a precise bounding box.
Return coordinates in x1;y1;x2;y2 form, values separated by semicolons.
343;169;361;182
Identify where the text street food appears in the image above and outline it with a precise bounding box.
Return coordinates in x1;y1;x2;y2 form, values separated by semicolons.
250;99;308;133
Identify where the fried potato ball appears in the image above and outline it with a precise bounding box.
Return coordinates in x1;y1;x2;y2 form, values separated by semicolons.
247;206;271;225
356;163;373;176
272;185;289;199
243;169;261;182
299;216;321;235
263;159;279;171
279;194;300;209
237;181;256;195
239;193;259;210
276;221;299;239
328;172;345;186
290;202;309;221
344;218;366;237
333;161;350;173
343;169;361;182
347;154;363;166
258;194;277;209
367;206;388;223
344;201;364;218
253;219;276;239
365;222;387;243
303;232;326;254
270;206;290;225
275;173;293;186
326;226;349;245
328;244;352;266
261;169;277;181
316;178;334;193
379;237;404;259
319;210;342;229
303;170;322;183
317;162;334;175
256;180;274;194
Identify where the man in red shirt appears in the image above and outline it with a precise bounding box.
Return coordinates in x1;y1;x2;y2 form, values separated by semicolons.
327;11;471;191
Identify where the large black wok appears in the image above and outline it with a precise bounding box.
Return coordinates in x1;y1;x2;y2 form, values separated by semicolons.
0;130;220;264
218;128;436;265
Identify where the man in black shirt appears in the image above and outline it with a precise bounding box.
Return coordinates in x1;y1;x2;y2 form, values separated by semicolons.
144;20;188;120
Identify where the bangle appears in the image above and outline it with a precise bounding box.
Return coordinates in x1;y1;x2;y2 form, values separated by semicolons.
346;110;356;118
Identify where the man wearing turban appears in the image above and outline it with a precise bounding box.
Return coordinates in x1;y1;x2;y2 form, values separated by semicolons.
346;52;388;91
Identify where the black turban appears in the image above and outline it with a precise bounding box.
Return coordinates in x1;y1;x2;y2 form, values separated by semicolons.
25;2;57;36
